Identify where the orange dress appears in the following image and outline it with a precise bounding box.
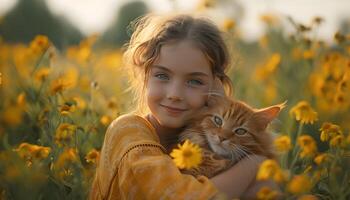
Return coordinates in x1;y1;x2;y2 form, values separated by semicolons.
89;114;219;200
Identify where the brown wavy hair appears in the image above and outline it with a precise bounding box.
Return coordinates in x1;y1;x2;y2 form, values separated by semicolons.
122;13;233;114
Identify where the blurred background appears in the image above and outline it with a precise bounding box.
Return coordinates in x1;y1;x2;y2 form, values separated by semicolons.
0;0;350;199
1;0;350;47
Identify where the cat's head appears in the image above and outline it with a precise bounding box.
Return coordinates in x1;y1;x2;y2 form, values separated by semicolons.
200;95;286;160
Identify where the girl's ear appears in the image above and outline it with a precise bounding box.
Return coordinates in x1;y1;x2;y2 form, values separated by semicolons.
205;94;224;108
252;101;287;130
206;77;225;107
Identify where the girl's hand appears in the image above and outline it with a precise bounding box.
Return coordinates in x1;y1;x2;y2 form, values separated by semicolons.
210;155;267;199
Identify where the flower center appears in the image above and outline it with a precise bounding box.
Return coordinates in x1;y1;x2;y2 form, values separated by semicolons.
182;149;193;157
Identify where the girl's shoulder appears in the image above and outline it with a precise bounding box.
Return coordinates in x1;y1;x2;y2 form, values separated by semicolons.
104;113;160;147
98;113;162;176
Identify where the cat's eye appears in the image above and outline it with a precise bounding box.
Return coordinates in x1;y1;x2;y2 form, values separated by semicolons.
213;115;223;126
234;127;247;136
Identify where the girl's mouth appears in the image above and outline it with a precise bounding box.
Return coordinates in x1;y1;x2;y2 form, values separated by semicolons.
161;105;187;115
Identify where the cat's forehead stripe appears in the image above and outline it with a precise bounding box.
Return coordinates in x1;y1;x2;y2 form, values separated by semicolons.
224;107;233;119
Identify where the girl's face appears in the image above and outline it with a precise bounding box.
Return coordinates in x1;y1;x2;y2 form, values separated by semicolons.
146;40;214;129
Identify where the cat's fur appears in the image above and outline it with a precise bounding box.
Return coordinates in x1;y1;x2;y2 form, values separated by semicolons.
179;95;285;178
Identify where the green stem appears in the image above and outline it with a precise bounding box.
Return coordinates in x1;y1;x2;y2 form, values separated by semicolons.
30;46;50;75
34;81;45;102
292;122;304;156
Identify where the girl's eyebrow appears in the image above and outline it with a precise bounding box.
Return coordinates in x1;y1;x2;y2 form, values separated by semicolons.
152;65;210;77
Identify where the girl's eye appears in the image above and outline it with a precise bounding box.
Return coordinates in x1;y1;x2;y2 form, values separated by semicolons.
213;115;223;126
155;73;169;80
234;127;247;136
188;79;203;86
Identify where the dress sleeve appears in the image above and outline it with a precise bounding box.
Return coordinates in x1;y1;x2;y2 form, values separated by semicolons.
118;144;219;200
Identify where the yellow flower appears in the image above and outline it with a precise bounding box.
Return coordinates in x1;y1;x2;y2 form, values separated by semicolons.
85;149;100;164
15;143;34;160
287;175;312;194
329;135;345;147
73;96;87;110
290;101;318;124
59;103;76;116
170;140;202;169
55;148;78;169
255;53;281;81
314;153;329;165
292;47;303;60
55;123;77;146
274;135;292;153
14;143;51;163
30;35;50;55
66;36;97;64
17;92;26;107
33;146;51;159
62;68;78;89
264;82;277;104
298;194;318;200
259;35;268;49
298;135;318;158
303;49;315;59
50;68;78;94
2;105;23;126
34;67;51;82
222;19;235;32
100;115;112;126
319;122;343;142
50;78;69;94
54;148;78;180
107;98;118;109
196;0;215;11
266;53;281;72
260;14;279;25
257;186;279;200
256;159;286;183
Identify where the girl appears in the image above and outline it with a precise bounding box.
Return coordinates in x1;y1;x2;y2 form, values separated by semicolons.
90;13;269;200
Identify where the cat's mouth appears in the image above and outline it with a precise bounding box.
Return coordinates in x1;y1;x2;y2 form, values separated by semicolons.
205;133;231;158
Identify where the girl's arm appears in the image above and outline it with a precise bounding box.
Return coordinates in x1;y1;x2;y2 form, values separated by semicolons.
210;155;267;199
91;114;221;200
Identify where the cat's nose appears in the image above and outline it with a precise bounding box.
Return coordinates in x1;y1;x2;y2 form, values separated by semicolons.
218;136;225;142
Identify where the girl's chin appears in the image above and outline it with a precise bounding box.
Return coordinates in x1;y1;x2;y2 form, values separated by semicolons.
156;114;186;128
159;120;185;129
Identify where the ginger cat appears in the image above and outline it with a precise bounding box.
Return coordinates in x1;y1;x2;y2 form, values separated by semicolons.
179;95;285;178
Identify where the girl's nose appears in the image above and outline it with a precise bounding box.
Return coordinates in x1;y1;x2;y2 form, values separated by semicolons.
167;95;183;101
166;81;184;101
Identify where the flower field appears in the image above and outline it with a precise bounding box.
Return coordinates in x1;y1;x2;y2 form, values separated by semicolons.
1;8;350;200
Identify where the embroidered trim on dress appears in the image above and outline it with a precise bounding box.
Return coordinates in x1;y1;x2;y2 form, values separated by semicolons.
104;143;166;199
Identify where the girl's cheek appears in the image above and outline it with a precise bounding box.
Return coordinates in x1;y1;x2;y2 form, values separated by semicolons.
147;80;164;97
186;89;207;107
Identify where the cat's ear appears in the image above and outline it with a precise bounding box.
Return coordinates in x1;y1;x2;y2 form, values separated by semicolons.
252;101;287;129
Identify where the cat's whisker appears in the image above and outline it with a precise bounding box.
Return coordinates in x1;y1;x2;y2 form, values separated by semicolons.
231;144;248;163
232;144;262;167
231;148;239;163
233;145;247;161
